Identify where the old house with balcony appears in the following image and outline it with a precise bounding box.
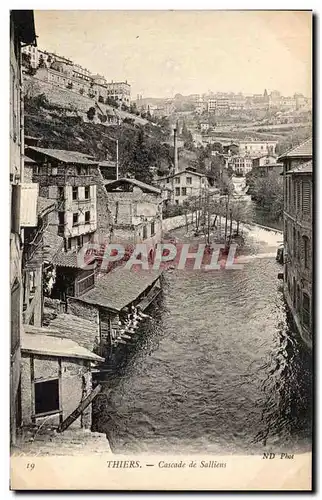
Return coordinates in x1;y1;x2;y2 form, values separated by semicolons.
279;138;312;348
10;10;37;445
24;146;103;301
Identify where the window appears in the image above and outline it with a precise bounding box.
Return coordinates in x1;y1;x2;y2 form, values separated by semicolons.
166;178;170;184
175;177;180;184
175;200;179;205
58;212;64;226
151;221;155;236
175;187;180;196
186;177;192;185
83;167;89;176
302;181;311;215
302;236;310;269
76;166;81;176
302;293;310;328
296;182;301;212
51;167;58;176
77;235;83;247
34;379;60;416
73;213;79;226
142;225;148;240
85;211;90;223
72;187;78;200
293;227;296;259
58;187;64;199
182;187;187;196
85;186;90;199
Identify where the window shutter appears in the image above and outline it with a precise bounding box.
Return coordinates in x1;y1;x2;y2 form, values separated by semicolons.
302;182;311;214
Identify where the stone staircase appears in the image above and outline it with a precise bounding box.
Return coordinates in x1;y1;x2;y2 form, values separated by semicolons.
12;427;112;456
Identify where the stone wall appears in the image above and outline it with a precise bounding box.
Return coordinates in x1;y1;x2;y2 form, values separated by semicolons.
162;212;193;232
21;353;92;430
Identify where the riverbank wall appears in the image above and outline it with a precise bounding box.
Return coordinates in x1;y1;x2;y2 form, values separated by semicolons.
162;213;193;233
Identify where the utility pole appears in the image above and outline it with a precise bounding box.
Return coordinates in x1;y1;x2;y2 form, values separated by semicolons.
116;139;119;180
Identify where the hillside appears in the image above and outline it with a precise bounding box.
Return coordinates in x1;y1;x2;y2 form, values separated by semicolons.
23;77;174;183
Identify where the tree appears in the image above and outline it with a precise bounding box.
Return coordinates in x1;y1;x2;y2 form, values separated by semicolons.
251;171;283;221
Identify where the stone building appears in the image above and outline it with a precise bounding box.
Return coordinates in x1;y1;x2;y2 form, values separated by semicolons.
24;146;110;301
20;327;103;429
279;138;312;347
228;156;253;176
10;10;37;445
157;168;211;205
104;178;163;252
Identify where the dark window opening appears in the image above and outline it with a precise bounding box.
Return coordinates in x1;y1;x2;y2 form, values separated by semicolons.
85;211;90;223
72;187;78;200
58;187;64;199
303;236;309;269
58;211;64;225
34;379;60;416
151;221;155;236
85;186;90;199
142;225;148;240
73;213;78;226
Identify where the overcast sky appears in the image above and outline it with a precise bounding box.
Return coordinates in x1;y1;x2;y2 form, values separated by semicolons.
34;10;312;99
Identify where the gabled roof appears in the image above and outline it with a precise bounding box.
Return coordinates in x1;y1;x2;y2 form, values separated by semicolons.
77;268;162;312
278;138;312;161
26;146;99;165
286;160;313;175
158;168;206;181
104;178;161;195
22;329;104;362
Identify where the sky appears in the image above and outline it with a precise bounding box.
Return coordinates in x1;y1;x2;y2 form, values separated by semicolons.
34;10;312;99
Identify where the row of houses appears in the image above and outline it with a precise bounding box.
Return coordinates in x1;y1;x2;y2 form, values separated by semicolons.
11;11;163;447
22;44;131;105
279;138;313;348
195;90;311;115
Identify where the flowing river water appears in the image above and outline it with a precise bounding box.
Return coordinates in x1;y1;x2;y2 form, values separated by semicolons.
93;209;312;456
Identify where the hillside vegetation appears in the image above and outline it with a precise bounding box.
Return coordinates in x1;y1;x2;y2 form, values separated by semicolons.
23;78;174;183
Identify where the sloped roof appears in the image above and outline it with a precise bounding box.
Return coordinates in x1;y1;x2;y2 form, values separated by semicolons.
287;160;313;175
77;268;162;312
47;313;98;353
104;178;161;195
22;329;104;362
158;168;206;181
99;160;116;168
278;138;312;160
52;250;96;269
26;146;99;165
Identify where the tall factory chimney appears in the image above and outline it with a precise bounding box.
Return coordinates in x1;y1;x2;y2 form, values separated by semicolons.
173;122;179;173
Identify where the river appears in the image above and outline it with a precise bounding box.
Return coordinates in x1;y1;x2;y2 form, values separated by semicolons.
92;219;312;456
